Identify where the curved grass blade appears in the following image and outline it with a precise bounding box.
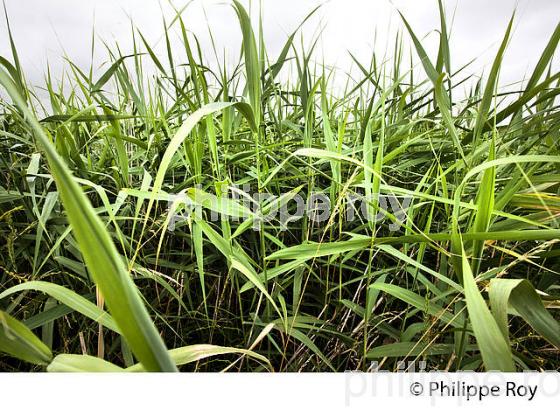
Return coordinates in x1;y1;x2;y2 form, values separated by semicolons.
399;11;438;84
472;13;514;143
489;279;560;349
47;354;125;372
469;135;496;274
0;282;119;333
0;310;53;366
233;0;261;125
434;73;466;163
0;68;177;372
459;240;515;371
369;283;462;327
92;54;137;92
126;344;272;372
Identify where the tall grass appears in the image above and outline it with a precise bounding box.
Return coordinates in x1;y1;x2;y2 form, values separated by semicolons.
0;1;559;371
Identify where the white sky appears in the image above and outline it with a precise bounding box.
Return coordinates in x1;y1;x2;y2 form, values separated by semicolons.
0;0;558;98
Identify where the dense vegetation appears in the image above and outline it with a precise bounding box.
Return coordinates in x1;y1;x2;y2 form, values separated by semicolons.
0;1;559;372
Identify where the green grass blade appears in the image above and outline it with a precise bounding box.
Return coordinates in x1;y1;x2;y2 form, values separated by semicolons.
0;282;119;333
399;11;439;84
472;13;514;142
127;344;272;371
233;0;261;125
434;73;466;162
0;68;177;372
369;283;462;327
489;279;560;349
47;354;125;372
460;240;515;371
0;310;53;366
469;135;496;274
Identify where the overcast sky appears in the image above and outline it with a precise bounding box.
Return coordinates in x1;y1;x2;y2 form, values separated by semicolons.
0;0;558;99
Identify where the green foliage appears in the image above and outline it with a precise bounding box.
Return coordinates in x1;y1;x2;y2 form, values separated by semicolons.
0;1;559;372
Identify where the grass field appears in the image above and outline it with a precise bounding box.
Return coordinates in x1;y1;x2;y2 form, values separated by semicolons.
0;1;559;372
